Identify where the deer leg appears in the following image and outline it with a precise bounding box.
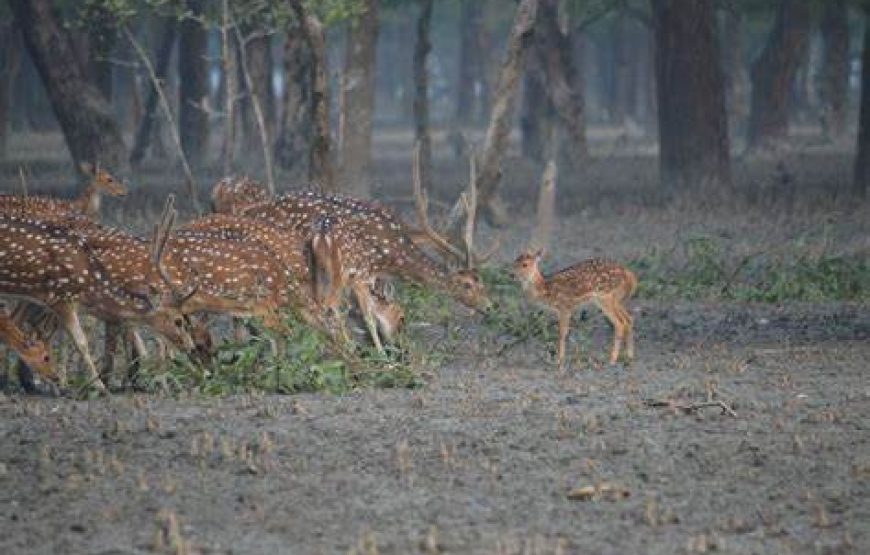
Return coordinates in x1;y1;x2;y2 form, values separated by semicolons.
557;311;571;370
54;302;106;392
352;281;384;354
103;322;121;382
598;297;625;365
617;305;634;362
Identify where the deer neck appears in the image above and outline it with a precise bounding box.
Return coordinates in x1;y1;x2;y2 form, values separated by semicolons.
519;268;548;300
0;316;28;352
75;185;100;217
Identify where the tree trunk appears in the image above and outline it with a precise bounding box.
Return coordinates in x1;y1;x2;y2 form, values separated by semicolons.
747;0;811;151
179;0;209;167
239;34;275;153
290;0;334;191
722;8;749;140
456;0;485;123
854;14;870;198
610;13;631;126
339;0;379;195
471;0;539;227
413;0;434;193
220;0;237;174
8;0;127;172
0;23;20;160
820;0;849;143
86;4;116;103
520;62;551;163
130;20;176;167
274;23;312;176
651;0;730;192
536;0;586;164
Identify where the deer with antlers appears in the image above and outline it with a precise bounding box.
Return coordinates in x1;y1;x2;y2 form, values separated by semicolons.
513;250;637;368
0;213;196;391
296;144;495;352
153;197;299;341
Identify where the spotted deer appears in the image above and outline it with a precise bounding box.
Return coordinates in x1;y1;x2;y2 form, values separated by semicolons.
154;198;296;338
0;214;190;391
512;250;637;368
0;312;55;384
0;162;127;219
299;145;495;352
210;176;271;215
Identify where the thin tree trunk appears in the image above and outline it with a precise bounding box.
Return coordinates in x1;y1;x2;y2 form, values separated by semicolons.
651;0;730;192
747;0;811;151
274;23;311;176
8;0;127;172
179;0;209;167
413;0;434;193
340;0;380;195
456;0;484;123
290;1;334;191
820;0;849;143
87;4;115;103
536;0;586;164
239;34;274;152
130;20;176;167
0;23;20;160
722;8;749;140
220;0;237;174
520;62;551;163
854;14;870;198
469;0;539;228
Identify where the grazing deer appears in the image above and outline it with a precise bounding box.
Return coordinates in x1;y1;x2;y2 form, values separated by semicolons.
154;199;296;338
299;146;494;352
0;312;55;384
0;162;127;219
512;250;637;368
0;214;185;391
210;176;271;215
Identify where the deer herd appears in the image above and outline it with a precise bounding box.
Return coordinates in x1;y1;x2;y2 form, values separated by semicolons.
0;154;637;395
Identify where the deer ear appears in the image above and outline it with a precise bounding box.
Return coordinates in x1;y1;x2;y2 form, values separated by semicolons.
534;248;545;262
79;161;94;175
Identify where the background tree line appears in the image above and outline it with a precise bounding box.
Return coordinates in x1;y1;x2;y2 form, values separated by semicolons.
1;0;868;216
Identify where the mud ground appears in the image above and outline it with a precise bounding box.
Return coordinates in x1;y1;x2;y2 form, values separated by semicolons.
1;135;869;554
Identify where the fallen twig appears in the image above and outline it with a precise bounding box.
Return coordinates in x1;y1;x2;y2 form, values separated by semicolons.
645;398;738;418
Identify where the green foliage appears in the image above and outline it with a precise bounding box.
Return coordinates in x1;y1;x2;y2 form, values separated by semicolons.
130;311;422;397
631;234;870;303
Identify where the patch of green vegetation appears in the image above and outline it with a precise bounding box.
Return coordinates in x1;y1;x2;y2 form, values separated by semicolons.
130;312;423;397
631;234;870;303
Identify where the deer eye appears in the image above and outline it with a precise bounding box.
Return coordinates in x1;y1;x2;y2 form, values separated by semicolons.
43;355;50;362
174;318;184;327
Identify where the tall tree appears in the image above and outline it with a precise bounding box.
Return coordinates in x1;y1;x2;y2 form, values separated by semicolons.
413;0;434;193
455;0;488;123
854;11;870;198
179;0;209;167
8;0;127;171
274;23;312;176
722;7;749;138
747;0;811;150
819;0;849;143
469;0;539;227
535;0;586;164
289;0;333;190
0;22;20;161
239;34;275;154
131;19;176;167
339;0;380;195
651;0;730;192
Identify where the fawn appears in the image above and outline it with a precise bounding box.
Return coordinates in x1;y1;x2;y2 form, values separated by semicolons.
513;250;637;368
0;312;55;384
210;176;271;215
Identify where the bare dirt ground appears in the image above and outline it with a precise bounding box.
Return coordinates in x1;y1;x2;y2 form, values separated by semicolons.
1;133;869;554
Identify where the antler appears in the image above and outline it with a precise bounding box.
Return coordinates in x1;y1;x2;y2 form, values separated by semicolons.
152;195;197;305
411;141;501;269
412;141;467;264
